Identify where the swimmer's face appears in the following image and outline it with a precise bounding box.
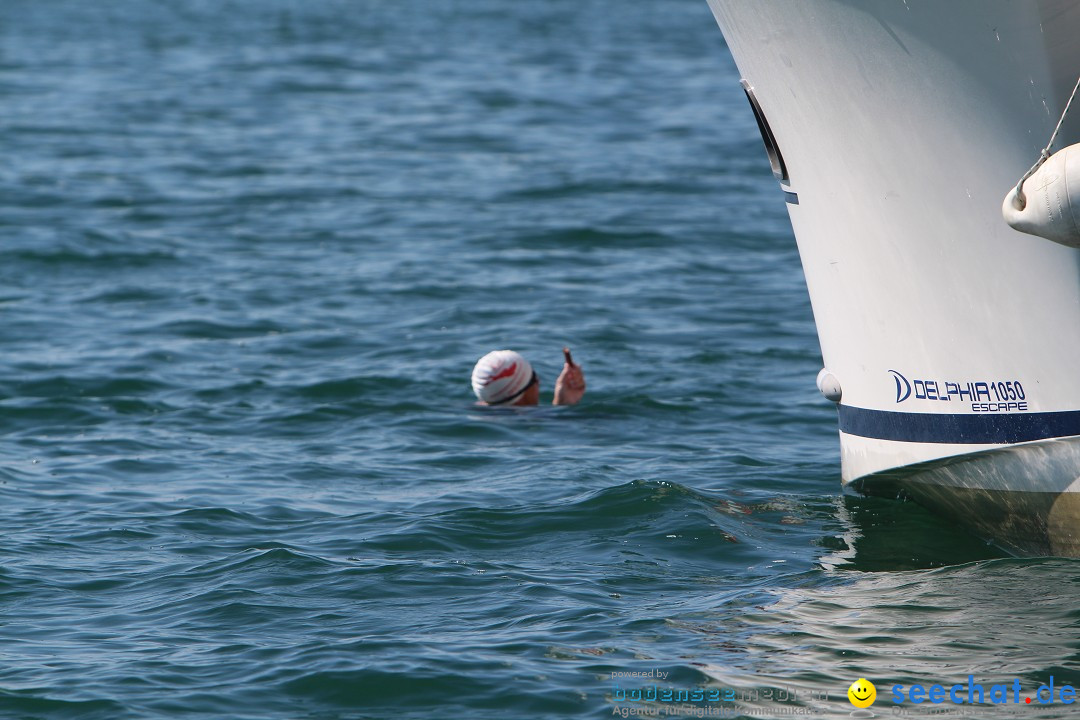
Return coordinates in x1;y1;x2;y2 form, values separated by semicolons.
514;374;540;405
847;679;876;708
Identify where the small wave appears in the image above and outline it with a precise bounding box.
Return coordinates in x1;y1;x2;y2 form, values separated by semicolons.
0;693;127;720
291;375;412;401
0;247;179;269
480;226;677;249
81;286;173;304
11;376;170;399
277;665;583;715
156;319;283;340
0;401;109;433
167;507;272;536
498;180;704;202
360;480;751;554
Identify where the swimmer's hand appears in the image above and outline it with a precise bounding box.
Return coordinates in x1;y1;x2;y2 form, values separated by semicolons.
553;346;585;406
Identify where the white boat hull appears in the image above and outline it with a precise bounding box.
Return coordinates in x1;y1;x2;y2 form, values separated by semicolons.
706;0;1080;553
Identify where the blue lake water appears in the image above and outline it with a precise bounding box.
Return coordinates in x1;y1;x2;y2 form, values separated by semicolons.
1;1;1076;718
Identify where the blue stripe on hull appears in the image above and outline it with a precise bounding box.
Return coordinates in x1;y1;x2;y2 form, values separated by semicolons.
837;405;1080;444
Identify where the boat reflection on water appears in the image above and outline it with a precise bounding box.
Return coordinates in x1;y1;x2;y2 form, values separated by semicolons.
820;495;1005;572
853;438;1080;558
692;498;1076;718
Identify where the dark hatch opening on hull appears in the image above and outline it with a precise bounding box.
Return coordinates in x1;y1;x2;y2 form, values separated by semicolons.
740;79;788;183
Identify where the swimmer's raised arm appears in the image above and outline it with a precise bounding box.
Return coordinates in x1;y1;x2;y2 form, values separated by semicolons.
553;346;585;406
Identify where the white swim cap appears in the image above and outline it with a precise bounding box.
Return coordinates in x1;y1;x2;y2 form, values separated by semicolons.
471;350;535;405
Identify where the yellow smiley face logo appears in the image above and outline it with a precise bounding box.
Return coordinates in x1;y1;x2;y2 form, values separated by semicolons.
847;678;876;708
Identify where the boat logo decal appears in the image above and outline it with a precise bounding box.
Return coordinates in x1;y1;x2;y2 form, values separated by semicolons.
887;371;1029;413
888;370;911;403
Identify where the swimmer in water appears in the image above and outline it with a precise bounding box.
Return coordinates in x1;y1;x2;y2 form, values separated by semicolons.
471;347;585;406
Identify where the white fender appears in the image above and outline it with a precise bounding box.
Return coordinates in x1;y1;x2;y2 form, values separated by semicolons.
816;368;842;403
1002;143;1080;249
